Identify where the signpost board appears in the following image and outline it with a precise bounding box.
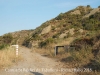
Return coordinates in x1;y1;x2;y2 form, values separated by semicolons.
12;45;19;57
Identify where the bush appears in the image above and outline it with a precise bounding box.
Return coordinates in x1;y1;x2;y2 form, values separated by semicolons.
39;38;55;48
0;33;13;50
39;41;46;48
2;33;13;44
32;33;41;40
87;5;91;8
0;46;22;69
82;12;100;31
22;37;31;47
71;46;93;64
98;6;100;8
55;13;63;20
0;44;7;50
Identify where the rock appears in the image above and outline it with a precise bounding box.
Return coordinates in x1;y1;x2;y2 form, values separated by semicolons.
83;8;100;18
71;10;81;15
79;29;83;33
69;28;75;35
41;25;51;34
59;33;67;38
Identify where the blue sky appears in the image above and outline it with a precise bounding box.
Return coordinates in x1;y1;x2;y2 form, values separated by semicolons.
0;0;100;35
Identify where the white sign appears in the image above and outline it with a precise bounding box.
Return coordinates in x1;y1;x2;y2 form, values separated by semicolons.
12;45;19;57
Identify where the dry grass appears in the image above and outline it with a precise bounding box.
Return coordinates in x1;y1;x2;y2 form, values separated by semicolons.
33;46;71;61
0;46;22;69
57;37;74;46
33;37;74;58
33;48;55;57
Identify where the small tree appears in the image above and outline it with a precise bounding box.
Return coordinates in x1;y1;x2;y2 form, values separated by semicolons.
98;6;100;8
87;5;90;8
2;33;13;44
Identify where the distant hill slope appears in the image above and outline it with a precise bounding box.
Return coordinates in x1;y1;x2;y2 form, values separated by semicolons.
0;30;34;49
21;5;100;48
0;5;100;48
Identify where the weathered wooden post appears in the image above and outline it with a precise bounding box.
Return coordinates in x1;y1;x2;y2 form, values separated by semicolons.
64;45;69;52
12;45;19;57
55;46;58;56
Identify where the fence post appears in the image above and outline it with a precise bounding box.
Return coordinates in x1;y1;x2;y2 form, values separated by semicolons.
55;46;58;56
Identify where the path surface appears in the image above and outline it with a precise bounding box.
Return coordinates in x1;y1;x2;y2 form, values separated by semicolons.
0;47;74;75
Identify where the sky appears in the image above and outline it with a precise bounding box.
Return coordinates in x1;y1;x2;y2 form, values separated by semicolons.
0;0;100;36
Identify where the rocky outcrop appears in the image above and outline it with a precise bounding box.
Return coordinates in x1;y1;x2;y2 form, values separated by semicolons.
83;8;100;18
59;28;75;38
71;10;81;15
69;28;75;35
41;25;51;35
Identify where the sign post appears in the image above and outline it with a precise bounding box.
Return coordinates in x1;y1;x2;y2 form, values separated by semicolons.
12;45;19;57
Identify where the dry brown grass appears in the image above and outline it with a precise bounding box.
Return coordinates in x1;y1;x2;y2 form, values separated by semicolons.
33;37;74;58
33;48;55;57
33;46;71;62
57;37;74;46
0;46;22;69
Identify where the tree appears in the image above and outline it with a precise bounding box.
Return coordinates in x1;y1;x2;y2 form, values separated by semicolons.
2;33;13;44
98;6;100;8
87;5;90;8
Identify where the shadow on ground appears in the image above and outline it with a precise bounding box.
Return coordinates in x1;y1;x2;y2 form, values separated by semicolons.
41;54;49;57
83;60;100;72
61;56;74;62
30;71;43;75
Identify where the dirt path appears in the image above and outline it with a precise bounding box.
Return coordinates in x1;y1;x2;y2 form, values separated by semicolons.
0;47;74;75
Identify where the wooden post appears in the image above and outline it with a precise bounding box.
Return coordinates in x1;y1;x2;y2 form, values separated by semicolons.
64;45;69;52
55;46;58;56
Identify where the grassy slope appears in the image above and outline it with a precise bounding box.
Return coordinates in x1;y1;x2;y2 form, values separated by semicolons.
29;6;100;75
0;46;22;69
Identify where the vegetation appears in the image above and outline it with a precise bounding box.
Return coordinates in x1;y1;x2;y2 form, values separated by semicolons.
0;33;22;69
29;5;100;75
0;33;13;50
82;12;100;30
22;5;100;48
66;33;100;75
0;46;22;69
39;38;56;48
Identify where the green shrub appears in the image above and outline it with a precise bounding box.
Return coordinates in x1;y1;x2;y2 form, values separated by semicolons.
32;33;41;40
39;41;46;48
2;33;13;44
71;46;93;63
52;33;60;38
82;12;100;31
0;44;7;50
39;38;55;48
87;5;91;8
55;13;63;20
22;37;31;47
0;33;13;50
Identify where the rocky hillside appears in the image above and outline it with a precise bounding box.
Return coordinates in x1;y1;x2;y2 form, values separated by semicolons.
22;5;100;48
1;5;100;48
0;30;34;49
